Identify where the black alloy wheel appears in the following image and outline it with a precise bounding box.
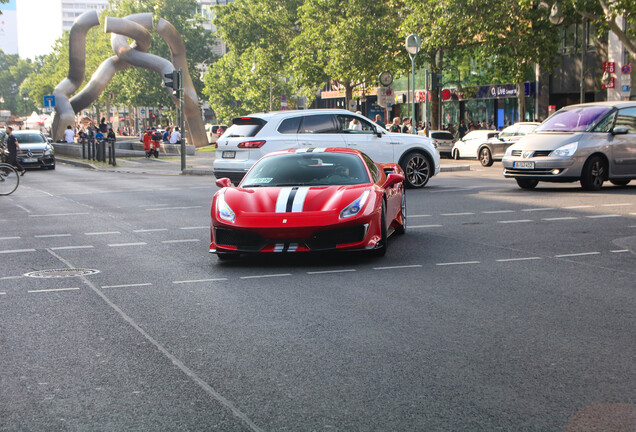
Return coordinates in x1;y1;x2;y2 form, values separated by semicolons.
580;155;606;191
401;151;431;188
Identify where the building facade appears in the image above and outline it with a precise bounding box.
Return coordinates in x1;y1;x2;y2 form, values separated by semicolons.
0;0;19;55
61;0;109;31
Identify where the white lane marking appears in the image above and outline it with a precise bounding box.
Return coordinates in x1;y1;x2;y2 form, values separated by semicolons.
586;214;620;219
179;226;208;230
555;252;600;258
0;236;20;240
173;278;228;284
0;292;6;295
410;224;443;228
133;228;169;233
161;239;200;244
410;214;432;218
0;249;36;254
436;261;480;266
108;242;147;247
542;217;578;221
373;265;422;270
522;208;555;212
35;234;72;238
440;212;474;216
16;204;31;213
0;275;23;280
28;287;80;293
85;231;121;236
29;213;90;217
145;206;203;211
50;245;94;251
498;219;533;224
496;257;542;262
101;283;152;289
610;249;629;253
564;205;593;209
601;203;631;207
483;210;515;214
239;273;291;280
307;269;357;275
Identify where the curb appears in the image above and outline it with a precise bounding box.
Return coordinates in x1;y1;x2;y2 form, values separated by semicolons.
440;165;471;172
57;158;98;170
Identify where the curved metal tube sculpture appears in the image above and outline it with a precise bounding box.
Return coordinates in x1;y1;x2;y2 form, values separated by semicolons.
52;11;207;148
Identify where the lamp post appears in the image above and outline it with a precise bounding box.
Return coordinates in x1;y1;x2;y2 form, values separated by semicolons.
405;34;421;134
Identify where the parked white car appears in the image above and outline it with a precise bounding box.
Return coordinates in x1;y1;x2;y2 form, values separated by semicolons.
214;109;440;188
451;130;499;160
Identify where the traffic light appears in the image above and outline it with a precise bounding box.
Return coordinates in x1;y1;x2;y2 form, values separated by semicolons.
432;73;443;88
164;70;181;95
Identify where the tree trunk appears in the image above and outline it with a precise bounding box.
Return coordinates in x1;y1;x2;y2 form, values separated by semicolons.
345;83;353;111
517;82;526;122
431;50;443;130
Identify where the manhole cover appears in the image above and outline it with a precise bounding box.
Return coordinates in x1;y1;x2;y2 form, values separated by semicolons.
24;269;100;278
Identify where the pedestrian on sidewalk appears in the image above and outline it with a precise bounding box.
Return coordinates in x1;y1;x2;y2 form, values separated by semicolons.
142;127;153;158
170;127;181;144
64;125;75;143
151;127;162;158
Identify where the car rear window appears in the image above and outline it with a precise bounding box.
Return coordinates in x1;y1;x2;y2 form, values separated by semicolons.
225;117;267;138
430;131;454;140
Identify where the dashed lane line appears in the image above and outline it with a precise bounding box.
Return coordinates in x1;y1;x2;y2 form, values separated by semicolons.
522;208;556;212
85;231;121;236
564;205;594;209
108;242;148;247
586;214;620;219
173;278;228;284
496;257;542;262
0;276;23;280
436;261;481;266
554;252;601;258
307;269;357;275
239;273;291;280
601;203;631;207
101;283;152;289
0;236;20;240
35;234;72;238
133;228;169;233
482;210;515;214
410;224;443;228
610;250;630;253
179;226;209;230
145;206;203;211
28;213;90;217
50;245;94;251
542;217;578;221
498;219;533;224
161;239;200;244
373;264;422;270
0;249;36;254
28;287;80;293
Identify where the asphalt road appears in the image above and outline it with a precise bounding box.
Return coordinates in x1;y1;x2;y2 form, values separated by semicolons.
1;161;635;431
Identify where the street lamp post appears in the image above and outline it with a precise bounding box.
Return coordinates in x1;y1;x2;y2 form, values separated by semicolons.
405;34;421;134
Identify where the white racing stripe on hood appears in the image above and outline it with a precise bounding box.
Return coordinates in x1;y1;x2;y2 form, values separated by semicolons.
275;187;293;213
291;187;310;212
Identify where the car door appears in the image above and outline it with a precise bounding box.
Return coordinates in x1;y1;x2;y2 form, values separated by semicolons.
610;107;636;176
335;113;394;163
493;124;519;157
297;114;346;149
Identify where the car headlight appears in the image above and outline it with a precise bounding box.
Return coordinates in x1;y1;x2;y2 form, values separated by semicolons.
552;142;578;157
504;146;516;157
43;146;53;156
217;193;235;222
340;190;370;219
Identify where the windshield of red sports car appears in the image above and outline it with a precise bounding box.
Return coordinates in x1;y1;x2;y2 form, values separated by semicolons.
240;153;371;187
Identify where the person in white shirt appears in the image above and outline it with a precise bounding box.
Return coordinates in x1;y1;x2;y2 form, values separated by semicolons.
64;125;75;143
169;127;181;144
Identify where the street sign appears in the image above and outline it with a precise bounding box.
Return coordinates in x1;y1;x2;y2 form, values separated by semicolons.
621;63;632;75
43;95;55;108
140;108;146;114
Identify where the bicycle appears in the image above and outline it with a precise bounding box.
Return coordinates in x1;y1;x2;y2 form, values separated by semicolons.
0;163;19;195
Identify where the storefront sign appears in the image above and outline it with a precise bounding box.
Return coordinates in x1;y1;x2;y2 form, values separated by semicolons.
477;84;518;99
603;62;616;73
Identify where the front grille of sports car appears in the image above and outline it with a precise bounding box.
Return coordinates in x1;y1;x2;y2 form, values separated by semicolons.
306;225;367;251
215;224;367;252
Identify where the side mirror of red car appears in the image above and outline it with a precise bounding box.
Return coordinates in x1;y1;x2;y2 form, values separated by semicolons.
216;178;232;188
382;172;404;189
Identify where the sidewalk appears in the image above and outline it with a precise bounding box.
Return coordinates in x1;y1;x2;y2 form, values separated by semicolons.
57;150;471;176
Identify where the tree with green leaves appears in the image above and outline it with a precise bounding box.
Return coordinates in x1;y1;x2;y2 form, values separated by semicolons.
0;52;39;116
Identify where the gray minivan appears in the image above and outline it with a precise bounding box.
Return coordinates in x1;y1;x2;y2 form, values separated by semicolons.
502;101;636;190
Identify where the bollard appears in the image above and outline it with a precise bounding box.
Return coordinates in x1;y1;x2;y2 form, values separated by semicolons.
81;138;86;159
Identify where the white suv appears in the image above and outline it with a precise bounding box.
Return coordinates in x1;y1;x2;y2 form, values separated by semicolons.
213;109;440;188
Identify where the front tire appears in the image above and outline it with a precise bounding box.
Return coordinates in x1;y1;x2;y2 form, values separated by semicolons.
479;147;493;167
580;155;606;191
515;178;539;190
452;149;460;160
401;151;432;188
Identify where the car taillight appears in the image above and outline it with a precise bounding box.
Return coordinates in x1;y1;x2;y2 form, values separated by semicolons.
214;142;218;149
238;140;266;148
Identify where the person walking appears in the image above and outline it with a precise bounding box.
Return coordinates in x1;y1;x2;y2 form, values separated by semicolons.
5;127;25;176
458;120;468;139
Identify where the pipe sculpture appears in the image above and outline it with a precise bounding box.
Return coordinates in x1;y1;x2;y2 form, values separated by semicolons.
52;12;207;148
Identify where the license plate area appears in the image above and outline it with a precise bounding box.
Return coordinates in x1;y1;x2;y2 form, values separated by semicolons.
22;157;37;163
513;161;534;169
222;151;236;159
